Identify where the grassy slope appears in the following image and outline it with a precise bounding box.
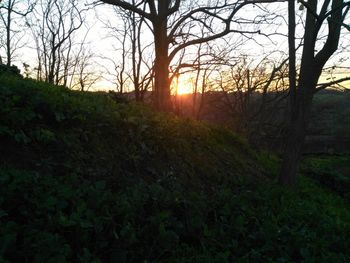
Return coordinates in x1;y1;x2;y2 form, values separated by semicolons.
0;75;349;262
301;156;350;200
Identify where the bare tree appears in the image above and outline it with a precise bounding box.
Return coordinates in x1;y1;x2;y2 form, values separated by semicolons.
98;0;281;111
27;0;85;85
0;0;34;66
126;9;154;101
100;7;154;99
279;0;350;186
103;10;129;94
69;48;101;91
206;55;288;136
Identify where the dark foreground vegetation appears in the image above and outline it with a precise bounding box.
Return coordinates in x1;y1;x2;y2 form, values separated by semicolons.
0;75;349;262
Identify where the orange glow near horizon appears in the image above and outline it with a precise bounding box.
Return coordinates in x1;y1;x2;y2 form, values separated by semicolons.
177;84;192;95
174;74;193;95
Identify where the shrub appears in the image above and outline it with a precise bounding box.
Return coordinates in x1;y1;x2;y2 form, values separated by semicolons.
0;64;21;77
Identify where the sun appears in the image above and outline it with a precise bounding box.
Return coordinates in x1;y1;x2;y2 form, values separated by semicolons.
175;77;192;95
177;84;192;95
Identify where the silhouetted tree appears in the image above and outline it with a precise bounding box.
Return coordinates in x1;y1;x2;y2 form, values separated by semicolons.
210;55;288;136
27;0;85;84
0;0;34;66
100;7;153;99
279;0;350;186
98;0;278;111
70;47;101;91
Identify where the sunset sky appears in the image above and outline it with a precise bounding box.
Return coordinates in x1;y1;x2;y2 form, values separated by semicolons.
4;0;350;93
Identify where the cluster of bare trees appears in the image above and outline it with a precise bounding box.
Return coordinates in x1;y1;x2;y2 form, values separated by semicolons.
99;6;154;100
99;0;283;110
29;0;85;85
0;0;349;186
0;0;100;90
96;0;350;186
0;0;33;66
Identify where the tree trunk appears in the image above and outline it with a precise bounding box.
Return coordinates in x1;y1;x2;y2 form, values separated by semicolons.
6;1;12;66
279;0;300;186
279;89;313;185
287;0;296;112
48;47;56;84
152;7;172;111
153;21;172;111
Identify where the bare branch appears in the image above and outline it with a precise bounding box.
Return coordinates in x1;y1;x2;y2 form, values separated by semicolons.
315;76;350;91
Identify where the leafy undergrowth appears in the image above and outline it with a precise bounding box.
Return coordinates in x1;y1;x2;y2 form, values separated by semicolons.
301;155;350;200
0;75;349;262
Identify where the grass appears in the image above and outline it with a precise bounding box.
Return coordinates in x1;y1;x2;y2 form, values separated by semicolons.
301;155;350;200
0;74;349;262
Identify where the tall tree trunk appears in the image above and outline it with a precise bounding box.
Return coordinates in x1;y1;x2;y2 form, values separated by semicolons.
48;46;56;84
6;0;12;66
279;87;313;185
287;0;296;113
278;0;344;186
153;19;172;111
279;0;299;186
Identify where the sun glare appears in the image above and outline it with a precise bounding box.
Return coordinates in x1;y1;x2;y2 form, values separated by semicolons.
177;84;192;95
175;76;192;95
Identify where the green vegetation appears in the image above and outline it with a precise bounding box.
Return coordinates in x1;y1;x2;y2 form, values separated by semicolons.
306;90;350;154
301;156;350;200
313;91;350;129
0;75;349;262
0;65;21;77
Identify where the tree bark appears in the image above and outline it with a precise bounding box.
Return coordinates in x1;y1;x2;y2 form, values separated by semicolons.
153;19;172;111
279;87;313;185
6;0;12;66
287;0;296;112
278;0;345;186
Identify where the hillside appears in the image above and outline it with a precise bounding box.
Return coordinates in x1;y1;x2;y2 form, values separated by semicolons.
0;75;349;262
